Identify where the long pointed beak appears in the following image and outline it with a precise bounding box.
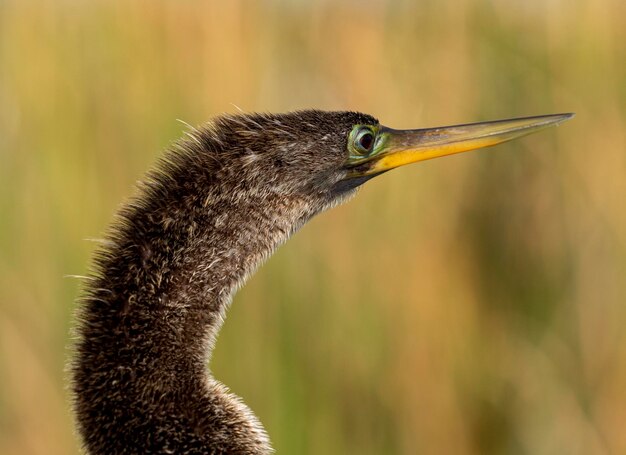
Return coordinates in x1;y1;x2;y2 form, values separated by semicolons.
349;113;574;177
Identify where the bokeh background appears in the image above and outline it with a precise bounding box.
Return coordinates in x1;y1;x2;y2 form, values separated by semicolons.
1;0;625;454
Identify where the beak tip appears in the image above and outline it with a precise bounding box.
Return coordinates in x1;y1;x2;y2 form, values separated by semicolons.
556;112;576;124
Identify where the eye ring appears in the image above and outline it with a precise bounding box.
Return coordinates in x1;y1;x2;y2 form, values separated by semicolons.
351;126;377;156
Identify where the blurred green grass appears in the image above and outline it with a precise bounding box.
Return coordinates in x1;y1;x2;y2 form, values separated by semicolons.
1;1;625;454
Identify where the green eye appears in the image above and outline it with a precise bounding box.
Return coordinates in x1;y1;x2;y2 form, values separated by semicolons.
349;126;377;156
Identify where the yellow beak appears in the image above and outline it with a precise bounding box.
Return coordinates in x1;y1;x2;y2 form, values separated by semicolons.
352;113;574;176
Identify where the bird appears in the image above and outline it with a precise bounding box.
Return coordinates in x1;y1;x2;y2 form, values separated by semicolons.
70;109;573;454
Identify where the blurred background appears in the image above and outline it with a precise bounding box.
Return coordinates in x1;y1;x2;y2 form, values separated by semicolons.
1;0;625;454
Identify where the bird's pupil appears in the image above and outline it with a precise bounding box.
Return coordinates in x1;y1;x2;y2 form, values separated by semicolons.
359;132;374;151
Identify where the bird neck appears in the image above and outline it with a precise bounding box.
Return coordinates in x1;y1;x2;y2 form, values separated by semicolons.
73;155;314;454
134;191;310;359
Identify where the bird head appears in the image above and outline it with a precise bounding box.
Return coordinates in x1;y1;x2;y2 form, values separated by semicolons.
191;110;572;221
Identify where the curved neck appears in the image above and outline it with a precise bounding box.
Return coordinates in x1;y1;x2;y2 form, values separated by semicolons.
73;165;312;454
170;194;311;361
